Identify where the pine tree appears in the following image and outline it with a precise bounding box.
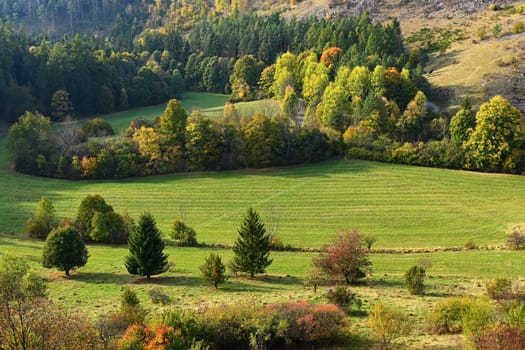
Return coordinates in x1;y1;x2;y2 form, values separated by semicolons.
42;226;88;276
200;253;227;289
232;208;272;278
125;212;168;279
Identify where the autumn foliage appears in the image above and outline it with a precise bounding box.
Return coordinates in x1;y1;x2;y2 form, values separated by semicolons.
320;47;343;67
315;229;372;284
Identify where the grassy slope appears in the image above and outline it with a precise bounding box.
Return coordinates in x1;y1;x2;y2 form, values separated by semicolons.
4;148;525;248
399;2;525;110
2;91;525;248
3;93;525;348
2;235;524;349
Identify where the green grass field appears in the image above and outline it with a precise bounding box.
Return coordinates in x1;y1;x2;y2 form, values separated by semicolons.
86;92;281;133
2;151;525;248
2;92;525;249
2;235;524;316
2;93;525;348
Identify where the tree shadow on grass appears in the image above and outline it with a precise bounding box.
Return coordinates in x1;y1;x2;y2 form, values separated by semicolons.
68;272;131;285
369;277;405;289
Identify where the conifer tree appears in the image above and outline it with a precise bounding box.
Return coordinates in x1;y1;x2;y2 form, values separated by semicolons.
200;253;227;289
125;212;168;279
231;208;272;278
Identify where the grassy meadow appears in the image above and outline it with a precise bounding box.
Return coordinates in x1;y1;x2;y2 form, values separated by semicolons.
2;92;525;348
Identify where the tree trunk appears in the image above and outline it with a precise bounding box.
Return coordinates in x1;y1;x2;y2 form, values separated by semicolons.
65;269;70;276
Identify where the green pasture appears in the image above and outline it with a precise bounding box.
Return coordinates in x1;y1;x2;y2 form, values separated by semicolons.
86;92;281;133
1;235;524;318
2;147;525;248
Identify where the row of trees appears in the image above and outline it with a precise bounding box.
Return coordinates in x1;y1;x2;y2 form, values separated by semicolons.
345;95;525;174
7;100;338;178
34;196;272;288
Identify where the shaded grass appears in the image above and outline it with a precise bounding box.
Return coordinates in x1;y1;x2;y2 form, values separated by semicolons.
86;92;229;133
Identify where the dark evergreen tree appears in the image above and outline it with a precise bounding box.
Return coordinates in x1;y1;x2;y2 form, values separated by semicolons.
125;212;168;279
42;226;88;276
231;208;272;278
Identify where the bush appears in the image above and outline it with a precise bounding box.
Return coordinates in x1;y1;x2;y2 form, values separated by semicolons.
506;302;525;331
427;297;472;334
148;287;171;305
507;229;525;250
486;277;512;300
197;302;348;348
462;298;495;342
513;21;525;34
368;302;412;349
314;229;371;285
82;117;114;137
472;324;525;350
325;286;355;309
170;220;198;246
464;239;478;250
120;287;147;325
405;265;426;295
26;197;58;239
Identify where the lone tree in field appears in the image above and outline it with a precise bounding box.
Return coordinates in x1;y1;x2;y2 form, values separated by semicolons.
231;208;273;278
42;226;88;276
200;253;227;289
125;212;168;279
405;265;426;295
315;229;371;285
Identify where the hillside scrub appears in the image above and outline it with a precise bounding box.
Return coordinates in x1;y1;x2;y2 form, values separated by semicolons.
119;302;349;349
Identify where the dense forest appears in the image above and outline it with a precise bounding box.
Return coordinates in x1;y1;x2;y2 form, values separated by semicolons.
4;8;438;179
0;10;420;123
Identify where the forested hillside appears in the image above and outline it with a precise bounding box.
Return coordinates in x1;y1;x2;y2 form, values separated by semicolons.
0;10;420;123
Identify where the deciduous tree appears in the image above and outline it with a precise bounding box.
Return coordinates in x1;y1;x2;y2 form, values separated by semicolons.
464;95;524;172
42;226;88;276
449;97;475;149
314;229;371;284
26;196;58;239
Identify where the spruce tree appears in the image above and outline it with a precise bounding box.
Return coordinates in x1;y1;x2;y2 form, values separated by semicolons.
232;208;272;278
125;212;168;279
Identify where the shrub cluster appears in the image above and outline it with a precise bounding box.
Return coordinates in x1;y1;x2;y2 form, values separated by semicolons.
426;297;494;335
119;302;348;349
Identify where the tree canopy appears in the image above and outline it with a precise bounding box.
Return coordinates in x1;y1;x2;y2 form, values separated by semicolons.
42;226;89;276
